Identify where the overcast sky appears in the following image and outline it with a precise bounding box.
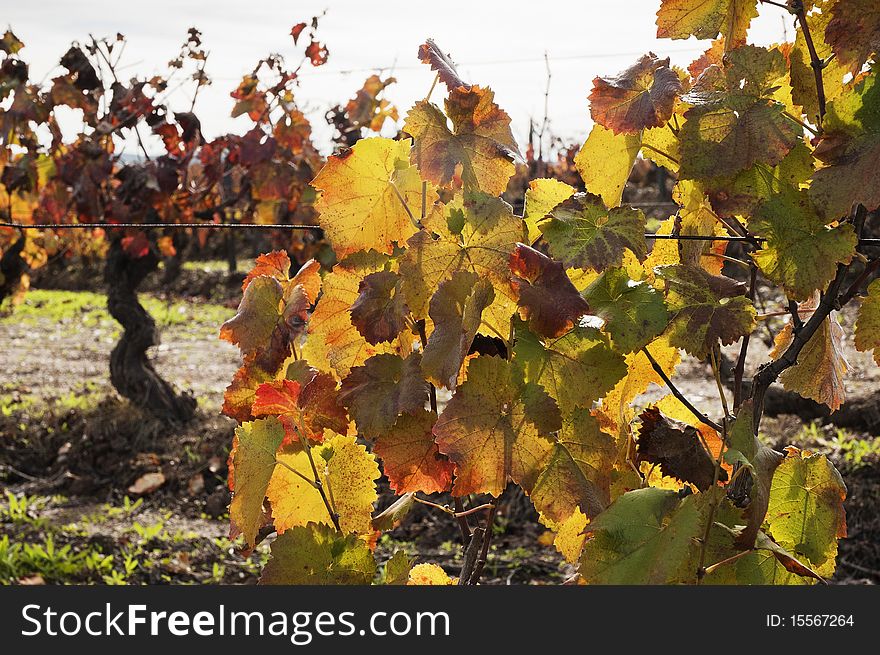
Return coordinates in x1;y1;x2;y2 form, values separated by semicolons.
5;0;796;154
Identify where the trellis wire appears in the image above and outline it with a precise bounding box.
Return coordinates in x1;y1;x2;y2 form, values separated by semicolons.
2;221;879;246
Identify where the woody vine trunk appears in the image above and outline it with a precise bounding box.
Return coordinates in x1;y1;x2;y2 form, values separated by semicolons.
105;237;196;422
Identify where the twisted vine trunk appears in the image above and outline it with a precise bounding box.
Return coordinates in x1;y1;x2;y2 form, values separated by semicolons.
105;238;196;422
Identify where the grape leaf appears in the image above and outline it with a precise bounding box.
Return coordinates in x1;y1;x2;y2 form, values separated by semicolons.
433;355;560;497
312;137;433;258
407;563;453;585
514;322;627;415
636;406;723;491
382;550;413;585
573;125;641;208
338;352;427;438
267;432;380;537
349;270;409;345
750;186;856;302
510;243;589;339
771;312;848;411
656;0;757;46
421;271;494;389
678;46;800;180
523;178;574;243
765;448;847;577
372;494;415;532
810;71;880;219
222;360;274;423
417;39;469;90
228;417;285;547
658;264;756;358
374;409;454;495
399;193;523;337
404;86;519;195
302;253;393;379
260;522;375;585
242;250;290;291
854;278;880;366
825;0;880;75
540;192;647;272
579;487;708;584
584;267;668;353
531;408;615;525
590;53;682;135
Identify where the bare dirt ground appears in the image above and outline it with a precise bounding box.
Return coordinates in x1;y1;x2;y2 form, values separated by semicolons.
1;267;878;585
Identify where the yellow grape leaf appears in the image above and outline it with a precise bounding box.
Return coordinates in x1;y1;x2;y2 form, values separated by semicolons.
671;180;729;275
573;124;641;208
407;563;453;585
260;522;375;585
656;0;757;47
854;278;880;365
790;0;848;121
399;193;523;337
302;252;393;379
770;312;848;411
312;137;434;258
750;186;856;302
433;355;560;497
523;178;574;243
405;85;519;195
267;432;380;538
228;417;285;547
548;507;589;564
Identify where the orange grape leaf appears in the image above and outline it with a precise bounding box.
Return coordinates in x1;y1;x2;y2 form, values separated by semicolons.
374;409;454;495
770;312;848;411
531;408;616;525
658;264;756;358
656;0;757;46
260;523;375;585
513;322;627;416
636;406;724;491
433;355;560;497
349;270;409;345
253;368;348;443
750;186;856;302
404;86;519;195
312;137;433;258
417;39;469;90
267;432;380;537
228;417;285;547
242;250;290;292
854;279;880;366
509;243;590;339
421;271;494;390
825;0;880;74
338;352;428;438
222;360;274;423
590;53;682;135
540;192;647;272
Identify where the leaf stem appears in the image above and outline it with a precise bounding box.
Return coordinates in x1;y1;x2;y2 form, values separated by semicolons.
642;346;723;433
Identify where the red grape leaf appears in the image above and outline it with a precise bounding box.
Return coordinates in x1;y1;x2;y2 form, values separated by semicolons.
349;270;409;345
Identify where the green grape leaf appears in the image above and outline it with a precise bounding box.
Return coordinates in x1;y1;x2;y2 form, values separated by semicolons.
338;352;427;438
584;267;668;353
228;417;285;547
349;270;409;345
854;278;880;365
540;192;647;272
382;549;413;585
433;355;560;497
590;53;682;134
658;264;756;358
260;522;375;585
404;86;519;195
750;186;857;302
421;270;494;390
514;322;627;415
573;125;641;208
374;409;455;495
510;243;590;339
765;448;847;577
